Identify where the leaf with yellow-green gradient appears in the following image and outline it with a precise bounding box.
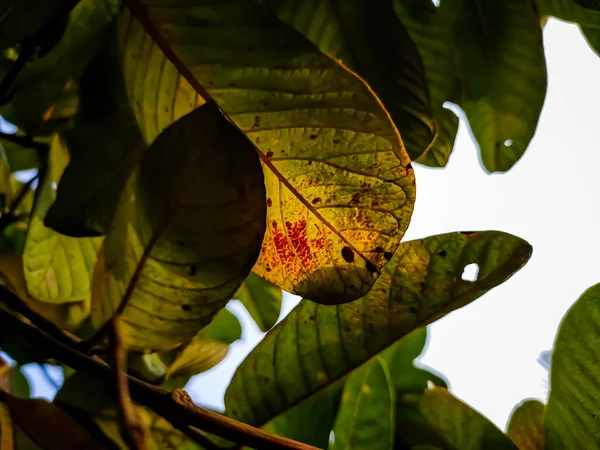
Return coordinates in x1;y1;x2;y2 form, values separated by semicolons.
118;0;415;305
91;102;266;352
507;400;544;450
23;136;103;305
394;0;461;168
256;0;435;161
224;231;531;428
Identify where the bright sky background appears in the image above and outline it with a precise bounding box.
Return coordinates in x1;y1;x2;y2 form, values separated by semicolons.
12;17;600;435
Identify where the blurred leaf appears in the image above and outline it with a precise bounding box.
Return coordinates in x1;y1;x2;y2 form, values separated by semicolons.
91;102;266;352
443;0;547;172
544;283;600;448
418;387;517;449
582;27;600;56
0;0;116;134
259;0;435;160
23;135;103;304
119;0;415;304
1;392;106;449
225;231;531;428
332;357;395;450
536;0;600;25
201;308;242;345
45;26;145;237
0;138;42;172
0;358;29;398
573;0;600;10
394;0;461;167
0;253;90;333
0;1;70;50
165;339;229;381
507;399;544;450
234;273;282;332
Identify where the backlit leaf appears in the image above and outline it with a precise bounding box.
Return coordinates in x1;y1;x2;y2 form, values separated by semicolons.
224;231;531;428
165;339;229;381
536;0;600;25
45;26;145;237
0;138;41;172
201;308;243;345
118;0;416;304
507;399;544;450
443;0;547;172
419;387;517;449
0;0;115;134
332;357;395;450
573;0;600;10
258;0;435;160
582;27;600;56
91;102;266;352
544;283;600;448
234;273;282;332
394;0;461;167
23;136;103;304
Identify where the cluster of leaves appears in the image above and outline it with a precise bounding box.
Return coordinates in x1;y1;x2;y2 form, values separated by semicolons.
0;0;596;449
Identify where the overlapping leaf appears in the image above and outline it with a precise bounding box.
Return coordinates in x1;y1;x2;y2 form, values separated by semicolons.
0;0;116;135
507;399;545;450
257;0;435;160
117;0;416;304
417;387;517;449
332;357;395;450
443;0;547;172
545;283;600;448
91;102;266;352
23;136;103;304
224;231;531;428
234;273;282;332
46;27;145;237
536;0;600;25
394;0;461;167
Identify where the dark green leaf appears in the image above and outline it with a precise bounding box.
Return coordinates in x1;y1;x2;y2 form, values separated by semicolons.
582;27;600;57
536;0;600;25
0;0;116;134
418;387;517;449
45;25;145;237
91;102;266;352
201;308;243;345
0;138;42;172
507;399;545;450
444;0;547;172
544;283;600;448
394;0;461;167
234;273;282;332
224;231;531;428
573;0;600;10
118;0;416;304
259;0;436;160
332;357;395;450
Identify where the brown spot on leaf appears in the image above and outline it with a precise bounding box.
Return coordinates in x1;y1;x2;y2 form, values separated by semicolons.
375;246;384;253
384;252;393;261
366;261;376;272
341;246;354;263
438;250;447;257
266;198;272;207
312;197;321;205
182;305;191;312
188;265;197;276
266;151;273;158
310;134;317;140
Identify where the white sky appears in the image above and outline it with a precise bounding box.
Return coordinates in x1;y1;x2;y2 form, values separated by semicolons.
12;17;600;436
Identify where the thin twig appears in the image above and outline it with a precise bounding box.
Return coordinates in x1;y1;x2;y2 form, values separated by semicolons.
0;168;41;234
108;319;148;450
0;292;316;450
39;364;60;389
0;131;48;153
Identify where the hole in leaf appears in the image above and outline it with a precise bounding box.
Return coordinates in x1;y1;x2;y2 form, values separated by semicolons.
504;139;513;147
461;263;479;282
51;182;57;190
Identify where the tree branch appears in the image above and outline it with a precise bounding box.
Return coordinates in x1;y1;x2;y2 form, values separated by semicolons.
108;319;148;450
0;131;48;153
0;292;317;450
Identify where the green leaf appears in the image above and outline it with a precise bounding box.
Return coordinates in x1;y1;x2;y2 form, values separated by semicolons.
0;1;70;50
91;102;266;352
201;308;243;345
332;357;395;450
582;27;600;57
444;0;547;172
45;25;145;237
118;0;416;304
258;0;436;160
418;387;517;449
165;339;229;381
507;399;545;450
544;283;600;448
536;0;600;25
394;0;461;167
0;0;116;134
234;273;282;332
573;0;600;10
0;138;42;172
224;231;531;428
0;359;30;398
23;136;103;304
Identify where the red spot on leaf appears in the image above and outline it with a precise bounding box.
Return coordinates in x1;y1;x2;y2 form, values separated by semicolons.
266;151;273;158
267;198;272;207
